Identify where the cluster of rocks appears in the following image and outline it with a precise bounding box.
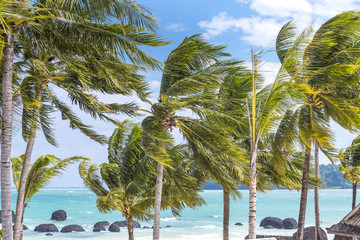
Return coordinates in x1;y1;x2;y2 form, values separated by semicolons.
260;217;298;229
245;226;328;240
21;209;170;235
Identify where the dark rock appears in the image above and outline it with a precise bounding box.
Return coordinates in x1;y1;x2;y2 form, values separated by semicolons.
143;226;151;229
94;221;110;229
260;217;283;229
0;210;15;223
133;221;141;228
93;226;106;232
108;223;120;232
292;226;327;240
264;225;275;229
51;210;67;221
111;220;141;228
34;224;59;232
45;233;53;236
245;235;292;240
152;226;161;229
235;222;243;226
334;235;353;240
60;225;85;233
282;218;297;229
166;225;171;228
93;221;110;232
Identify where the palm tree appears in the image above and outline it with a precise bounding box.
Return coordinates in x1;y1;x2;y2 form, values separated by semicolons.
11;154;86;226
141;34;244;240
0;4;49;239
339;136;360;209
274;13;360;239
6;1;169;239
80;123;204;240
11;44;151;240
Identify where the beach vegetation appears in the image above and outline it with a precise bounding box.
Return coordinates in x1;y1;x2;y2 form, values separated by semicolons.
80;122;205;240
11;154;86;233
0;0;169;239
339;135;360;209
274;12;360;239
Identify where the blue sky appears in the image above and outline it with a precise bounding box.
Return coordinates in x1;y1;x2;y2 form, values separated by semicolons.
12;0;360;187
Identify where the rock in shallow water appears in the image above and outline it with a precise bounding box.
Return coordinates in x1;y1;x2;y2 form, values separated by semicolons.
292;226;327;240
34;224;59;232
51;210;67;221
111;220;141;228
93;221;110;232
108;223;120;232
282;218;297;229
235;222;243;226
260;217;283;229
60;224;85;233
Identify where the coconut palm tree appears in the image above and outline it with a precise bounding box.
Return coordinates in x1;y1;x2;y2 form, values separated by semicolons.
80;123;204;240
141;34;245;240
5;1;169;239
11;154;86;211
274;13;360;239
339;135;360;209
11;43;153;240
0;4;50;238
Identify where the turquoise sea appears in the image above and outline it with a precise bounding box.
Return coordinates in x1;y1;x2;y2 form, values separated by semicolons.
6;189;353;239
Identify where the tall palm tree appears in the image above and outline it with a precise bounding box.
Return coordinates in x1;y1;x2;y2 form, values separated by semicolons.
80;123;204;240
339;135;360;209
5;1;169;239
0;4;49;239
12;46;148;240
141;34;243;240
274;13;360;240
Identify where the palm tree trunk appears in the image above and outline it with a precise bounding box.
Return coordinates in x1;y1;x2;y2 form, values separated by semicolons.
153;162;164;240
126;215;134;240
248;147;258;239
1;30;15;240
13;83;42;240
296;143;312;240
353;182;357;210
223;189;230;240
314;143;321;240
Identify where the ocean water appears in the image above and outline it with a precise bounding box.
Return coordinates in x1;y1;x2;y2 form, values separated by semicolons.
4;189;354;239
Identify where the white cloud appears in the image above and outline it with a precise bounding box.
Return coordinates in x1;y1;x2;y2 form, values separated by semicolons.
201;0;360;46
166;22;186;32
261;61;282;85
149;80;161;89
199;12;283;46
243;61;282;85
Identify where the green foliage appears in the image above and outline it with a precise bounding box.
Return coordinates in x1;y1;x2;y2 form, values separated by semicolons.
80;122;205;220
11;154;86;207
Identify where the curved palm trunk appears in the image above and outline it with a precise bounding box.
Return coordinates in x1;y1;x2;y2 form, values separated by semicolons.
223;189;230;240
13;83;42;240
1;30;15;240
353;182;357;210
153;162;164;240
126;215;134;240
296;143;312;240
248;146;258;239
314;143;321;240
